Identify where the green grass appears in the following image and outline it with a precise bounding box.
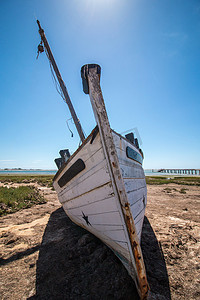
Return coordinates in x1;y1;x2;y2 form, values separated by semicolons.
179;188;188;194
0;175;53;216
0;175;54;187
0;185;46;216
145;176;200;186
163;187;172;193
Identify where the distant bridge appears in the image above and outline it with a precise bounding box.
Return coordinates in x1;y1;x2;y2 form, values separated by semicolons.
157;169;200;175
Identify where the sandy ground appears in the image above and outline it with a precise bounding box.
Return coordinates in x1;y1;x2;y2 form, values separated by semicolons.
0;183;199;299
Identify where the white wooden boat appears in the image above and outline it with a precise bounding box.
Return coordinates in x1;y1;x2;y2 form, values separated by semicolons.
53;65;149;299
37;22;149;300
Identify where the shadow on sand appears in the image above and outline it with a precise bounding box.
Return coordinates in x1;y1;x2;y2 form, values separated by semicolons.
141;217;171;299
29;208;171;300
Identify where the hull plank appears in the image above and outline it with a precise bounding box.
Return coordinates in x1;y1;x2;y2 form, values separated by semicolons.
59;162;110;202
67;196;118;215
127;188;147;206
131;198;146;220
119;162;145;179
124;178;146;192
66;184;114;209
135;214;145;240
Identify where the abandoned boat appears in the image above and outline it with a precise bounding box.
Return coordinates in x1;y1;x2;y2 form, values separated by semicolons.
37;20;149;300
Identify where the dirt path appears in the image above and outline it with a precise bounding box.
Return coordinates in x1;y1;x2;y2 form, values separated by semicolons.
0;184;199;299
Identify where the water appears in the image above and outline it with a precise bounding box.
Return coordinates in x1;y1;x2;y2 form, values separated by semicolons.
0;169;57;175
145;170;161;176
144;170;173;176
0;169;198;176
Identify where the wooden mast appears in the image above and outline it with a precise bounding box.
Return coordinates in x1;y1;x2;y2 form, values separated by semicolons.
37;20;85;142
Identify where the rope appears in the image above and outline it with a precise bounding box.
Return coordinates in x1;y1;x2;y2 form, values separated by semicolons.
66;118;74;137
44;48;66;102
40;46;74;138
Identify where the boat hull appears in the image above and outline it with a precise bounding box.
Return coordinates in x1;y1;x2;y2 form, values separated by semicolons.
53;128;147;294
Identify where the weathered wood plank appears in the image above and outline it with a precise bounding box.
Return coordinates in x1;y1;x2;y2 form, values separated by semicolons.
124;178;146;193
68;210;123;228
59;164;111;202
135;213;145;230
119;162;145;178
67;196;117;215
64;183;114;207
118;156;144;171
126;187;147;206
96;227;128;244
131;198;146;220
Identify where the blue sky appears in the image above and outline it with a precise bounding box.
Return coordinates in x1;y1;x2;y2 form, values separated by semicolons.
0;0;200;169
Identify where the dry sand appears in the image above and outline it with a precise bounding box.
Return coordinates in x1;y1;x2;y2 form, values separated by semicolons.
0;182;199;299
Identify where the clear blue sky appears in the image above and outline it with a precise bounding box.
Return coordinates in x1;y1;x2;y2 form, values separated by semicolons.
0;0;200;169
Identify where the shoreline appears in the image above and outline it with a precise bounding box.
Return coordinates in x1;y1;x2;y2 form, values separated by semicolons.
1;167;200;176
0;171;200;177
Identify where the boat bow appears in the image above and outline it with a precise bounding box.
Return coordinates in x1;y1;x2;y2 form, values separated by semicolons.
81;64;149;299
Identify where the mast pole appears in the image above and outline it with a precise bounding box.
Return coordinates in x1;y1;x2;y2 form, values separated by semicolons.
37;20;85;142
